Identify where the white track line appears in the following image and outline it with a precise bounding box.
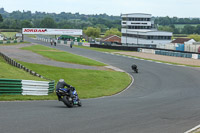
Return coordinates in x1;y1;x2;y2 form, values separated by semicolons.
185;125;200;133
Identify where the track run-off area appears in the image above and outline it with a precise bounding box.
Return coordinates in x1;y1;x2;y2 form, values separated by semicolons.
1;37;200;133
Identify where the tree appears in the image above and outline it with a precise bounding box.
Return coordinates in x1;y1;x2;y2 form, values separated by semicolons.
21;20;33;28
84;27;100;38
40;17;57;28
104;28;122;37
0;14;3;22
188;34;200;42
195;25;200;34
158;25;174;32
182;25;196;34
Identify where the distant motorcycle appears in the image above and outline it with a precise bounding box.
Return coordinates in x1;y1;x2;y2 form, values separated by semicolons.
131;64;138;73
56;87;82;108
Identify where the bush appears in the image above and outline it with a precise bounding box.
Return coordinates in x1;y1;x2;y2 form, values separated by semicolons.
188;34;200;42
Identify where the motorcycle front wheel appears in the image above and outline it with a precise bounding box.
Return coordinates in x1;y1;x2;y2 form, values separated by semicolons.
63;96;73;108
77;100;82;107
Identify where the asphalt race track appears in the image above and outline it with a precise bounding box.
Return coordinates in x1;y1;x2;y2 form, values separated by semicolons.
1;37;200;133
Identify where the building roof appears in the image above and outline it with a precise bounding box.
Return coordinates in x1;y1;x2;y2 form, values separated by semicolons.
101;35;121;41
171;38;192;43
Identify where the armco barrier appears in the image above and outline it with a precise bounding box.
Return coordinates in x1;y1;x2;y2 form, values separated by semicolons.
0;79;55;95
0;79;22;95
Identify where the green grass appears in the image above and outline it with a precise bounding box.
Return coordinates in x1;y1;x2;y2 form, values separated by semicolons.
0;56;47;81
21;45;106;66
26;35;37;38
0;94;57;101
9;61;131;99
0;44;132;101
1;32;17;39
0;41;29;46
74;45;131;53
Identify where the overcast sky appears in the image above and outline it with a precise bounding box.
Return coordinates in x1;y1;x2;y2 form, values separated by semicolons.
0;0;199;18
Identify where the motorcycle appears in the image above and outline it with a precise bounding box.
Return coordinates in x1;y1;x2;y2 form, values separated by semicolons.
131;64;138;73
56;87;82;108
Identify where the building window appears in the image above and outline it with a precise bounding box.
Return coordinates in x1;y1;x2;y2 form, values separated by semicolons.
122;17;127;21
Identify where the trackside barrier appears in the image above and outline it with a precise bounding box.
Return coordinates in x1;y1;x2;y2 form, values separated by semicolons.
0;79;22;95
139;48;200;60
0;79;55;95
0;40;23;44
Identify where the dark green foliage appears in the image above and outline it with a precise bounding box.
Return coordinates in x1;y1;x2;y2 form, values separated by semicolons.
0;14;3;22
0;8;120;30
0;8;200;35
40;17;57;28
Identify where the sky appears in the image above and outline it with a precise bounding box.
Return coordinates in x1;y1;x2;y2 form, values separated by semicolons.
0;0;199;18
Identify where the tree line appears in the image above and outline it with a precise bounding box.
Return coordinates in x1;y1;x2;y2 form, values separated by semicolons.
154;16;200;25
0;8;121;32
1;8;200;36
158;24;200;34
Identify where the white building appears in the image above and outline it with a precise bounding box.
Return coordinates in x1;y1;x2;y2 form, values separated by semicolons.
121;13;173;47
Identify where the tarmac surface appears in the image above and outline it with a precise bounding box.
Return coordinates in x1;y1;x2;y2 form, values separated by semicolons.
1;37;200;133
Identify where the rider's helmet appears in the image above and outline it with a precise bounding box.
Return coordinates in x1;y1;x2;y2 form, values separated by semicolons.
59;79;64;82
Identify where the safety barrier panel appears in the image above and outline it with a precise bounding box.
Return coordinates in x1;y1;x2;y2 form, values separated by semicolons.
0;79;55;95
0;79;22;95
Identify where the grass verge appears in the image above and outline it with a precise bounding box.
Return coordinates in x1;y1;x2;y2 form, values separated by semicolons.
74;45;131;53
1;32;17;38
0;56;47;81
21;45;106;66
0;41;30;46
0;60;131;100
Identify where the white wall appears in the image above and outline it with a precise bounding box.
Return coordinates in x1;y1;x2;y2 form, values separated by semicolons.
121;36;171;45
185;44;200;52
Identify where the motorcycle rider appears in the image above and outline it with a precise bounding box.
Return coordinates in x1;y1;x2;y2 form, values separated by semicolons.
56;79;72;101
131;64;138;72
